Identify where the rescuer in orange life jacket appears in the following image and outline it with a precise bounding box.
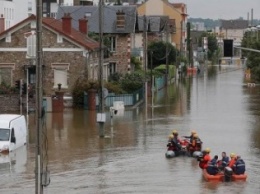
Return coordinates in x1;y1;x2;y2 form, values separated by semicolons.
198;148;211;169
228;153;237;169
188;133;202;154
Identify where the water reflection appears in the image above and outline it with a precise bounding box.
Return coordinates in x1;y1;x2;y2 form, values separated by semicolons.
2;65;260;193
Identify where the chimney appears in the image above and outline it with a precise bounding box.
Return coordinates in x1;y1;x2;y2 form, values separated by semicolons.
79;16;88;35
116;10;125;29
62;13;72;34
251;8;253;26
0;14;5;33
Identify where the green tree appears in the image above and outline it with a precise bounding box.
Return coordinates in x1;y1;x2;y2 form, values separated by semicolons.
199;32;218;61
147;41;177;68
241;32;260;82
120;71;145;93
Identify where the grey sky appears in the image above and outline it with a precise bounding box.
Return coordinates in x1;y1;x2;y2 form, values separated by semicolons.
170;0;260;20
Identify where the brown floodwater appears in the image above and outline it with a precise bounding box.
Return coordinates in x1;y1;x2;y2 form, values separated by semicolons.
1;64;260;194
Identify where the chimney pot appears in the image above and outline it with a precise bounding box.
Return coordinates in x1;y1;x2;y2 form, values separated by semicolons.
79;16;88;35
0;14;5;33
62;13;72;34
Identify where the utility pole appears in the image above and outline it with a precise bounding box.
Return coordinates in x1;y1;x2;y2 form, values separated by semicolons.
179;21;183;69
98;0;105;137
166;21;169;84
143;15;147;73
143;15;147;97
150;51;154;108
187;22;191;67
143;15;148;123
35;0;43;193
20;79;23;115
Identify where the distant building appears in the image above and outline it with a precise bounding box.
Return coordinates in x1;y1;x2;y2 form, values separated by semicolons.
220;19;248;46
220;19;248;56
192;22;205;31
137;0;188;52
0;0;36;30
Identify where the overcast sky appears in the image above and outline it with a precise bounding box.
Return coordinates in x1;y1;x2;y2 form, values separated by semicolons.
169;0;260;20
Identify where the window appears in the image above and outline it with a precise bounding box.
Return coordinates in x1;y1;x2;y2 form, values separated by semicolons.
43;3;47;12
28;67;36;84
28;1;32;12
25;32;36;58
0;64;14;86
52;64;69;88
57;34;63;43
85;12;92;17
0;129;10;141
5;33;11;42
109;62;116;75
109;36;116;52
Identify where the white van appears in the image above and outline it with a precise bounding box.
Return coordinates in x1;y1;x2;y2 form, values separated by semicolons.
0;114;27;153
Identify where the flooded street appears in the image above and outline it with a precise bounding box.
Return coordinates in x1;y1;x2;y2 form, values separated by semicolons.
1;64;260;194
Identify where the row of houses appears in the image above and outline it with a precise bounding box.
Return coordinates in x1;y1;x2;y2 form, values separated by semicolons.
0;0;188;97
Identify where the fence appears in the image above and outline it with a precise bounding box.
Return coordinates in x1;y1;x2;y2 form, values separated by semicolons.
84;87;144;109
154;75;167;91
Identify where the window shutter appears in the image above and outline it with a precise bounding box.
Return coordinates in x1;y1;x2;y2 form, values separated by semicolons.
27;34;36;58
54;69;67;88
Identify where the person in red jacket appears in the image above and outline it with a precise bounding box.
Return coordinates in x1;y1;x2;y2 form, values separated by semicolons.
199;148;211;169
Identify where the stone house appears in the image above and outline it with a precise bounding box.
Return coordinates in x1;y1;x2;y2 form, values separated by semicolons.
56;5;137;78
0;13;99;97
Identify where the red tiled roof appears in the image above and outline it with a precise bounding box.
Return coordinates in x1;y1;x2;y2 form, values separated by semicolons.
43;17;99;50
0;14;99;50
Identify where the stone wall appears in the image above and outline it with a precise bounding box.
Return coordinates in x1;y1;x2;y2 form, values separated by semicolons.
109;34;131;73
0;95;20;113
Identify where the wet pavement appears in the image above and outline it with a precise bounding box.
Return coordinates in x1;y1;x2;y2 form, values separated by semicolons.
1;64;260;193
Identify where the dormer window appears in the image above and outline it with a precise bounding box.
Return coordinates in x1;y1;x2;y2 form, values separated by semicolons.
116;11;125;29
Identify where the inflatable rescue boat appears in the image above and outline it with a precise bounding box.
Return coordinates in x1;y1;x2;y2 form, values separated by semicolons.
203;167;247;182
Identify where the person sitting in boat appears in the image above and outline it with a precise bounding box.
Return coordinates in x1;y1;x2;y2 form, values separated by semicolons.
166;134;175;151
188;133;202;154
232;155;246;175
207;155;219;175
218;152;230;171
198;148;211;169
183;130;197;143
171;130;182;153
228;153;236;169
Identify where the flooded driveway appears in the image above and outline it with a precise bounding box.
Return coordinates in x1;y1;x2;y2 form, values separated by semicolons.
1;64;260;193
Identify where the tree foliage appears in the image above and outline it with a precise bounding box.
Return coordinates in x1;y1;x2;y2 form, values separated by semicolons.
120;71;145;93
131;56;142;70
199;32;218;60
147;41;177;68
241;32;260;82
